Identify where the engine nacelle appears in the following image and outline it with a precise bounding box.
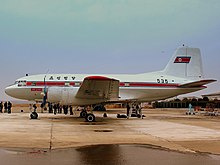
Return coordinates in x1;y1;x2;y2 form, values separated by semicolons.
47;87;77;105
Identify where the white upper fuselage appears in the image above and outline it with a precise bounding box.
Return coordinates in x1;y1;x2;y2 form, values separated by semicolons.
5;72;205;105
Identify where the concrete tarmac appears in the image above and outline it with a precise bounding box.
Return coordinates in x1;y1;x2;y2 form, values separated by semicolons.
0;108;220;155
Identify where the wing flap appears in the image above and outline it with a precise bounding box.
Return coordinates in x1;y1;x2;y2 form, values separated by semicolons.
178;79;216;88
75;76;119;100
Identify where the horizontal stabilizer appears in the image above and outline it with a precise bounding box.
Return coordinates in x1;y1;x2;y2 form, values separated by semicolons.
76;76;119;100
178;79;216;88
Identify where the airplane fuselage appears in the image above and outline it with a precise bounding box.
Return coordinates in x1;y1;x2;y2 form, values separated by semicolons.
6;47;216;106
5;72;205;105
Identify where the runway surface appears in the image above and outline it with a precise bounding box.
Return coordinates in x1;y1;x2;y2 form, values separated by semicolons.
0;108;220;164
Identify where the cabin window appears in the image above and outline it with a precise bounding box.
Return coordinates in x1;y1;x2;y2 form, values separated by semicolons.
125;83;130;87
75;82;80;86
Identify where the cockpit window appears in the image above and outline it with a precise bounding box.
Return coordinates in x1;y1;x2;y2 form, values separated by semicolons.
17;80;27;87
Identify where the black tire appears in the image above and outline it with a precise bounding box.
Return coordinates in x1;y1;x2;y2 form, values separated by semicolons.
80;111;87;118
30;112;38;119
86;113;95;122
131;114;137;117
137;114;141;118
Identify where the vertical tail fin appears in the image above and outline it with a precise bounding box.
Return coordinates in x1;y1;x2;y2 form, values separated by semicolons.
163;47;204;79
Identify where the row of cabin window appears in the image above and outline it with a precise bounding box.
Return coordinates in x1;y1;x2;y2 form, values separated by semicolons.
30;82;81;86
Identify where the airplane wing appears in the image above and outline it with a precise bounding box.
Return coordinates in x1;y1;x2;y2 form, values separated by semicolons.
75;76;119;101
178;79;216;88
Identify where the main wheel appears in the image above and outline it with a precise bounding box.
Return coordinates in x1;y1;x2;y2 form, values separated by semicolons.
86;113;95;122
30;112;38;119
80;111;87;118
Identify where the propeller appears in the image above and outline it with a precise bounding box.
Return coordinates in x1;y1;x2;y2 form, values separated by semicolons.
42;75;47;106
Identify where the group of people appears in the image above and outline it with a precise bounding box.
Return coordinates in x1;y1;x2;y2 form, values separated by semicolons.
47;103;73;115
30;102;74;115
0;101;12;113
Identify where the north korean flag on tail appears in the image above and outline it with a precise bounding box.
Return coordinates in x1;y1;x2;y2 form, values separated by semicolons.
174;56;191;63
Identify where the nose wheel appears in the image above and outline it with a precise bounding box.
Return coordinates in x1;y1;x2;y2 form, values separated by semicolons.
30;112;38;119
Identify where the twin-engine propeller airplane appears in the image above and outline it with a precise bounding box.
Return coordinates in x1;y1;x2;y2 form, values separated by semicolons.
5;47;216;121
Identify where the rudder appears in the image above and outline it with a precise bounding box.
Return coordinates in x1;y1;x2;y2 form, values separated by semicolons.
162;47;203;79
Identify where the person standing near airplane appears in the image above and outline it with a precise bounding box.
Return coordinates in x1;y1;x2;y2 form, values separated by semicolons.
57;103;61;114
53;104;58;115
4;102;8;113
0;102;3;113
126;104;130;119
7;101;12;114
69;106;73;115
48;102;53;113
63;105;68;115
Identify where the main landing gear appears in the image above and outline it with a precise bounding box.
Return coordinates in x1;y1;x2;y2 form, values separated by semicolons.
79;106;96;122
86;113;95;122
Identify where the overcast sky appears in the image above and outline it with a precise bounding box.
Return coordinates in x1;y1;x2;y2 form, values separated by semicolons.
0;0;220;100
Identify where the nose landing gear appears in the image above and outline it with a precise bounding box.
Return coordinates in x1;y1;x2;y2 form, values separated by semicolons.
30;111;38;119
30;104;38;119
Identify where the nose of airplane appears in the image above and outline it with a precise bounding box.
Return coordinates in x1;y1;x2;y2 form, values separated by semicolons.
5;85;15;97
